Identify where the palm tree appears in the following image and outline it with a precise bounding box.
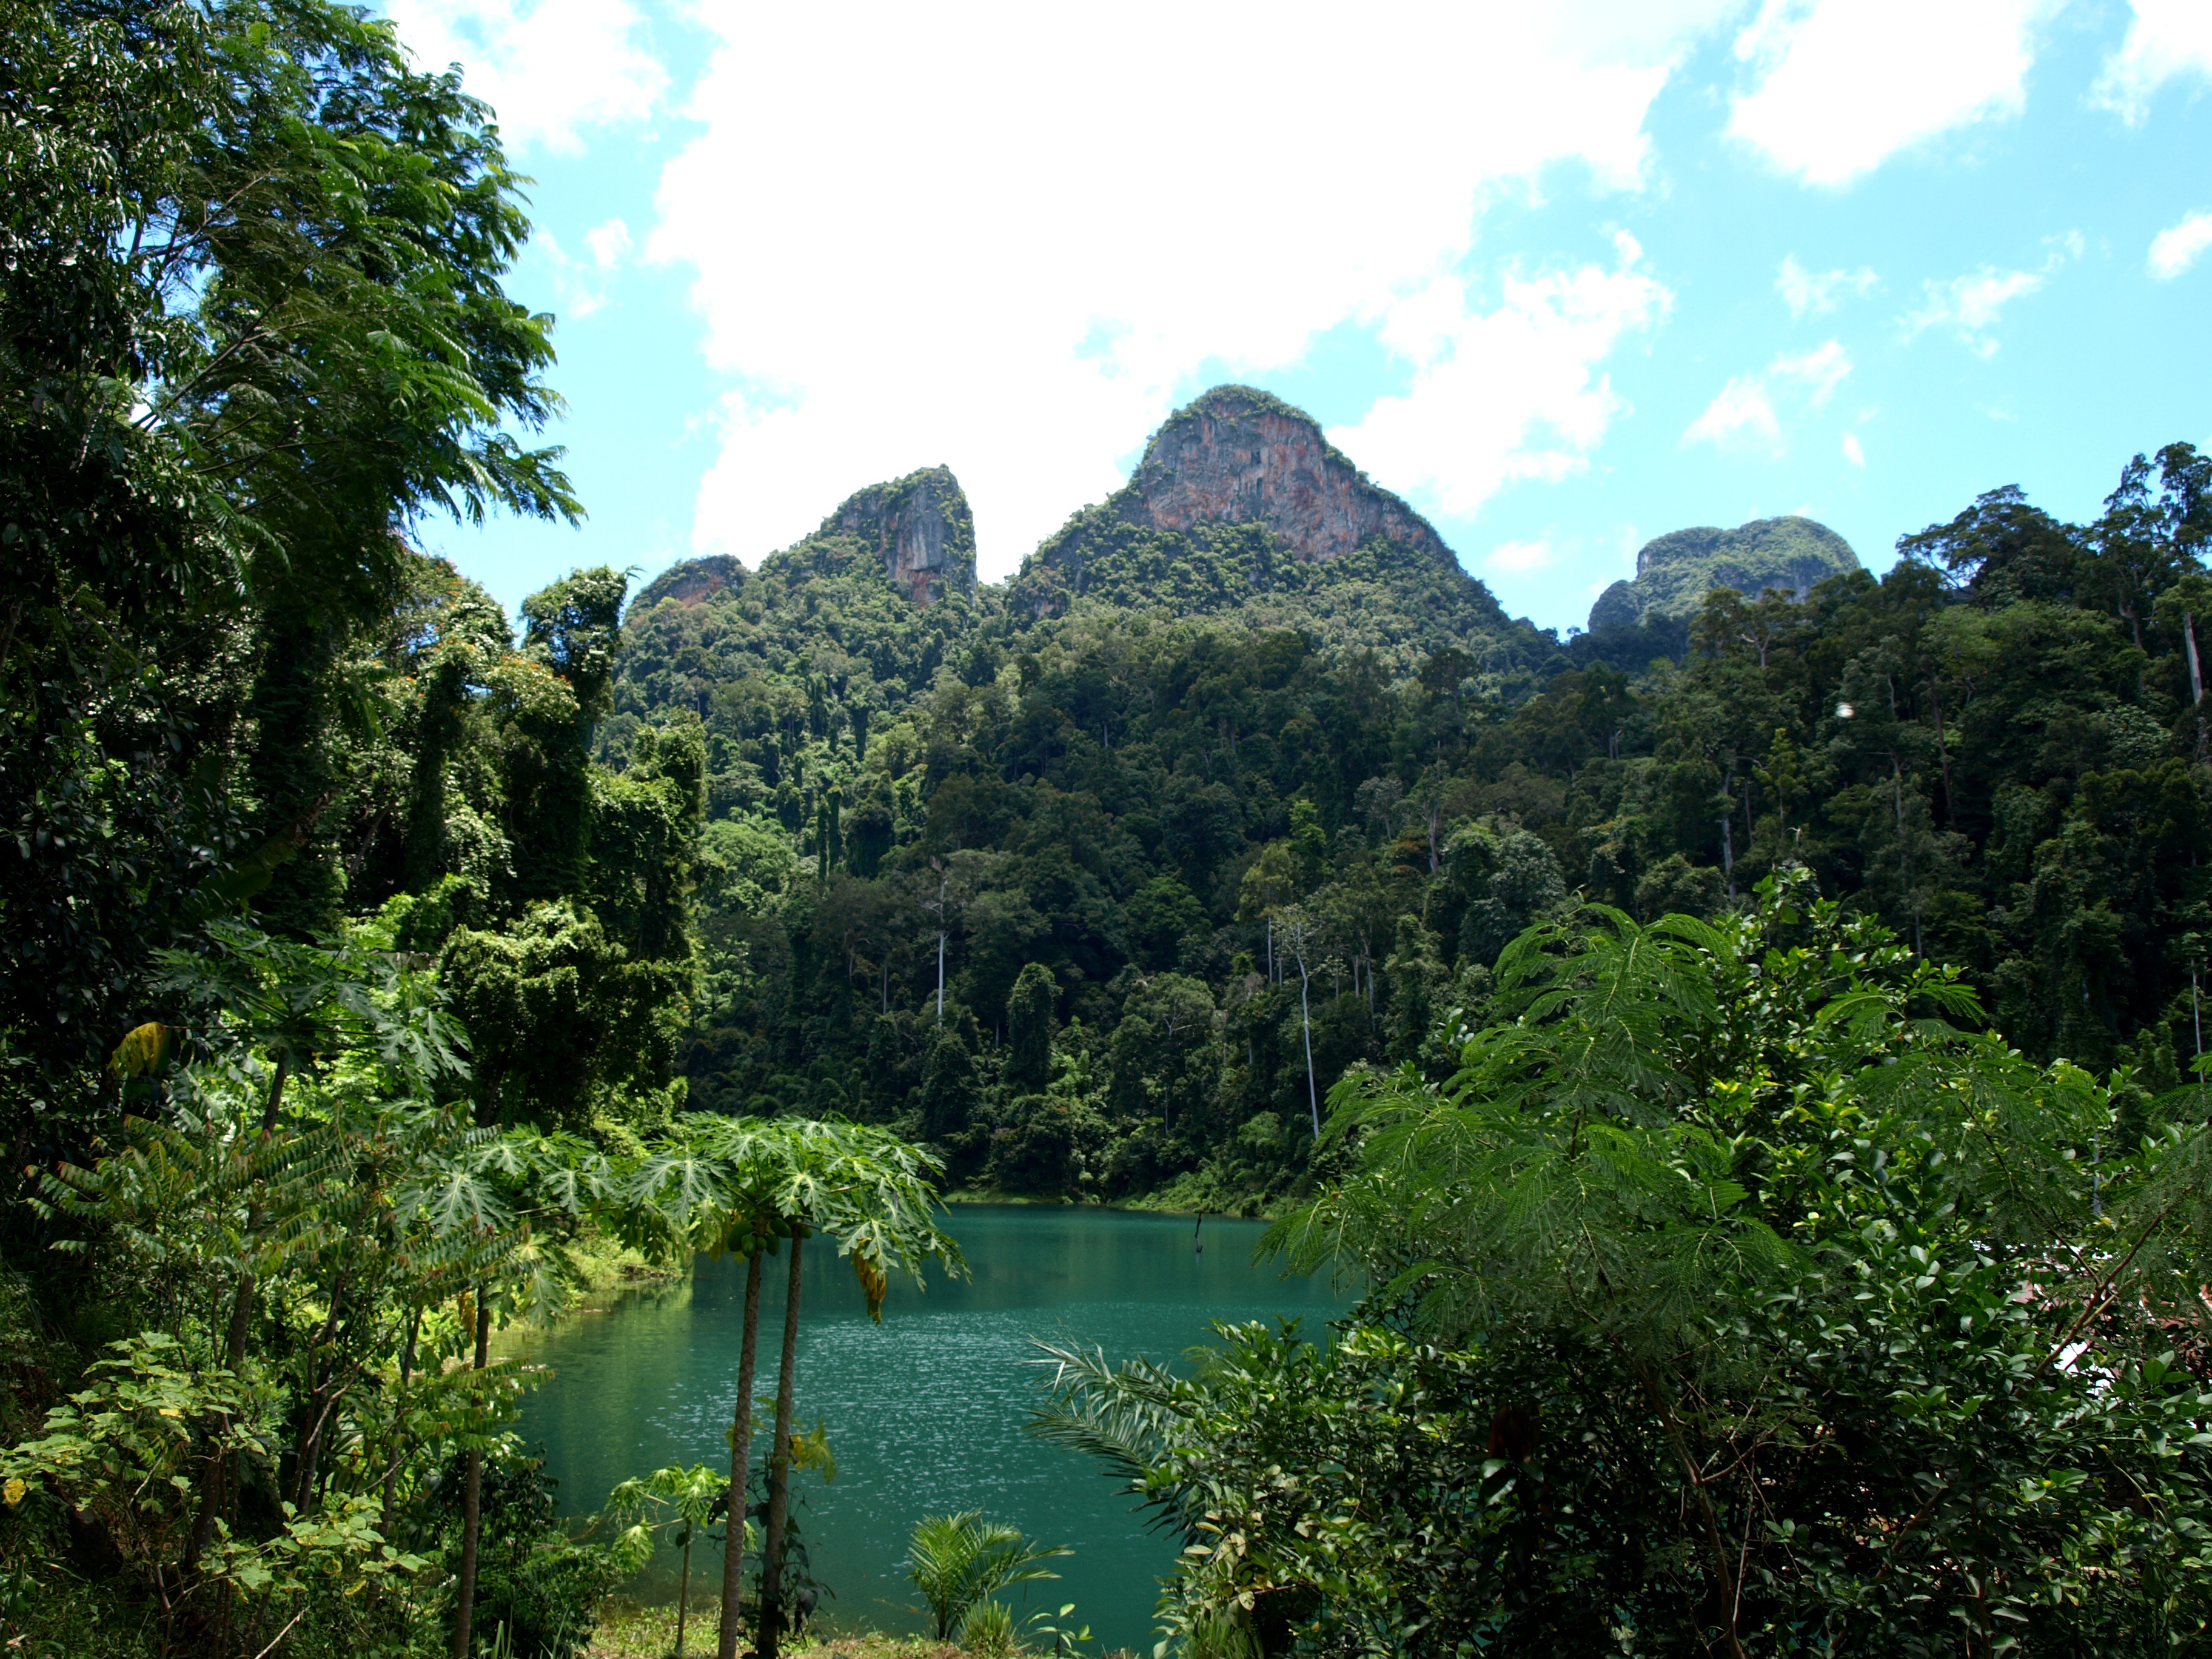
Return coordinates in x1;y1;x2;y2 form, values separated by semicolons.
905;1511;1071;1640
626;1114;964;1659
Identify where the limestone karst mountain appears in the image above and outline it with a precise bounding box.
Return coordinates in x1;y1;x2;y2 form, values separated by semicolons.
1056;382;1456;570
1008;384;1555;685
625;386;1562;703
822;465;976;606
1587;517;1860;632
608;467;982;770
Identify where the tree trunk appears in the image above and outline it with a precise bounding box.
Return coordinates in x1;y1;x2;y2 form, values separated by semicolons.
1299;967;1319;1140
380;1308;421;1541
676;1531;692;1658
717;1251;766;1659
293;1271;350;1509
451;1289;492;1659
1632;1359;1749;1659
757;1235;805;1659
2190;613;2206;759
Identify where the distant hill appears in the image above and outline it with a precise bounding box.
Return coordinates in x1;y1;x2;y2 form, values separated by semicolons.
1587;517;1860;632
606;467;989;802
1010;385;1558;691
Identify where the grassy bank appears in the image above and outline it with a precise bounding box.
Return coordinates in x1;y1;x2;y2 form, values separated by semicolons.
586;1601;953;1659
561;1225;689;1296
942;1185;1281;1219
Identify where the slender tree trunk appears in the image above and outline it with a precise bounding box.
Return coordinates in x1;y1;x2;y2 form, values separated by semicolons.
677;1532;692;1658
757;1235;805;1659
380;1307;421;1541
1298;965;1319;1140
293;1272;350;1509
1928;683;1954;824
1632;1359;1749;1659
452;1289;492;1659
2190;614;2207;759
717;1252;766;1659
936;932;945;1024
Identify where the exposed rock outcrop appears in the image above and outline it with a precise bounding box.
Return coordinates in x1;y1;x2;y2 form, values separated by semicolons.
1018;384;1472;612
1116;384;1453;564
1002;386;1553;684
822;465;976;606
1587;517;1860;632
629;554;745;612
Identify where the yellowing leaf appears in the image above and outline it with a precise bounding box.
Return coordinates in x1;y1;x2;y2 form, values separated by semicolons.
853;1250;887;1322
4;1477;25;1507
109;1022;174;1080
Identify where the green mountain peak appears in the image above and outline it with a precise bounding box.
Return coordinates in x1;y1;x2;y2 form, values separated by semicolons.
1587;516;1860;631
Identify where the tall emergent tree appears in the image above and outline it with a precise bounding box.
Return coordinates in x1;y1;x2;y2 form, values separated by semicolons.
1;0;576;1161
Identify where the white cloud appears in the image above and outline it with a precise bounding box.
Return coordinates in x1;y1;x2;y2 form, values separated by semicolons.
1776;254;1877;317
1328;233;1672;518
585;219;632;270
2091;0;2212;125
1684;377;1781;454
1903;236;2074;355
387;0;665;153
1728;0;2057;186
1841;431;1866;467
1487;540;1557;574
525;216;633;318
2150;209;2212;280
657;4;1739;576
1683;339;1851;456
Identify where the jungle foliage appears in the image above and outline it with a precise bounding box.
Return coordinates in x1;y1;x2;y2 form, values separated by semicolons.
1037;879;2212;1656
11;1;2212;1654
609;438;2212;1214
0;0;705;1652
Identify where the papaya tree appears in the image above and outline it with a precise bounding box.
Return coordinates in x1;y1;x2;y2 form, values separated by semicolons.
602;1464;729;1658
626;1114;963;1659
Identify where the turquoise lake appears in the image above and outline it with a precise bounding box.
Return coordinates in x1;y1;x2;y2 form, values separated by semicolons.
515;1206;1353;1653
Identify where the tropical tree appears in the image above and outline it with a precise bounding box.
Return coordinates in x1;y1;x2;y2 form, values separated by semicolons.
1041;874;2212;1656
904;1510;1070;1641
626;1114;964;1659
603;1464;729;1658
4;920;615;1655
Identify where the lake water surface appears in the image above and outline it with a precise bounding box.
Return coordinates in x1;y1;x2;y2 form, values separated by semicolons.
516;1205;1352;1652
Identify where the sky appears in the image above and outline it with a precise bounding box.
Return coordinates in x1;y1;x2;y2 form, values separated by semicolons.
384;0;2212;636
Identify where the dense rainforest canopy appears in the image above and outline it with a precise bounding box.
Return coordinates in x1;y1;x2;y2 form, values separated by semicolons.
7;0;2212;1654
610;433;2212;1212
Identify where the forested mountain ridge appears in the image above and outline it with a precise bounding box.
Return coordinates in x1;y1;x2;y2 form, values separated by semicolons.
1007;384;1558;686
1588;514;1862;631
598;420;2212;1212
623;384;1564;726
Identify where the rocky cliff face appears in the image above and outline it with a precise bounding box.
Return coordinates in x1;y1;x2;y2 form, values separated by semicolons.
1587;517;1860;632
629;554;745;612
823;465;976;606
1114;384;1450;564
